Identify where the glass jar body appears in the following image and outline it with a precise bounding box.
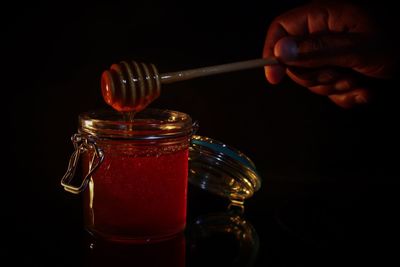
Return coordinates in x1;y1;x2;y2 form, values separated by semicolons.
76;109;192;243
82;137;189;242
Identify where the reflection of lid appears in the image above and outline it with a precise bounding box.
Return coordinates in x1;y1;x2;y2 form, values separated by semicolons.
189;135;262;203
186;211;259;267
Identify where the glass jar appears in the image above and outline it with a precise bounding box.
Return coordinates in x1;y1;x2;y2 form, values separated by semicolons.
62;109;193;243
61;108;262;244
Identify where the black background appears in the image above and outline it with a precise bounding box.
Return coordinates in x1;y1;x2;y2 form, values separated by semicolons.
4;0;400;266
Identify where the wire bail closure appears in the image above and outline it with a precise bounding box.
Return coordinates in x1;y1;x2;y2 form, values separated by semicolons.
61;133;104;194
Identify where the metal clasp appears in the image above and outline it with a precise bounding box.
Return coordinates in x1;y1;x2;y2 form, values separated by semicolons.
61;133;104;194
191;121;200;136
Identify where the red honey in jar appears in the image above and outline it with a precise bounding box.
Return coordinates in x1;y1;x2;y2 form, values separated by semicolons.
62;108;193;243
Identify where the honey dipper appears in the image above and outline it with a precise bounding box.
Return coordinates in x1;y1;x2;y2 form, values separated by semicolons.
101;57;279;112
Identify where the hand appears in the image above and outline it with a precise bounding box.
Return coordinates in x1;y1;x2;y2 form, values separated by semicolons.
263;1;395;108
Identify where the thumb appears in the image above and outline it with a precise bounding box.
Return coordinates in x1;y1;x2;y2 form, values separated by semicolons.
274;33;371;69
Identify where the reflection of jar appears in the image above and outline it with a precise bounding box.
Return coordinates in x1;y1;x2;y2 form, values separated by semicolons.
62;109;193;243
85;232;186;267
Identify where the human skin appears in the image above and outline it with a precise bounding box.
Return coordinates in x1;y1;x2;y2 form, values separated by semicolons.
263;1;396;108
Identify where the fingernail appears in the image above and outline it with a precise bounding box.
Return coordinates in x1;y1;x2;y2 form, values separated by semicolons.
318;72;335;83
274;37;298;62
335;80;351;90
355;94;368;104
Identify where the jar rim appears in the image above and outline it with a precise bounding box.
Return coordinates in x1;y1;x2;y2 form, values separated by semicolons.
79;108;193;140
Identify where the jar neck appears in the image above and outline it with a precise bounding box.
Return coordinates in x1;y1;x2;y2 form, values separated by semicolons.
79;132;191;148
78;109;193;140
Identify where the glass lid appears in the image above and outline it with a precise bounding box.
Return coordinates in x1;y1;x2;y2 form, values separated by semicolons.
189;135;262;203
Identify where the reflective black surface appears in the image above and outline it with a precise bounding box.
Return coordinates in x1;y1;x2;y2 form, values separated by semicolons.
5;177;400;266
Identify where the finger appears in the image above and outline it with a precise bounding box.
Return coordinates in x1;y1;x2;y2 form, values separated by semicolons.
267;2;373;38
275;34;370;69
263;23;287;84
286;67;357;90
308;85;336;96
333;79;355;91
286;67;339;87
264;23;287;59
328;88;371;108
307;78;358;95
306;81;355;96
264;65;286;84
